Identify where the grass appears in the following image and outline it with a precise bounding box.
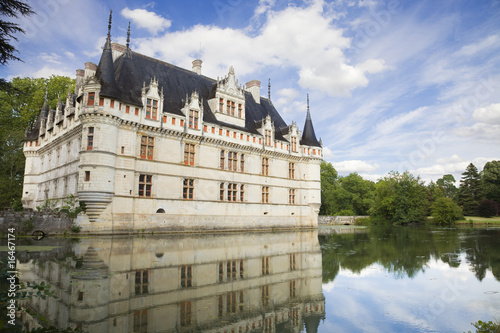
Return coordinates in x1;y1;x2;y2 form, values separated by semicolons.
457;216;500;224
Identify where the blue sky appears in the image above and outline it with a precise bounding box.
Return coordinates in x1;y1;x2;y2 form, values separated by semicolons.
2;0;500;183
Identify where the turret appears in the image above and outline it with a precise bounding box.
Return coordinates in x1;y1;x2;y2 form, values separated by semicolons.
301;94;321;147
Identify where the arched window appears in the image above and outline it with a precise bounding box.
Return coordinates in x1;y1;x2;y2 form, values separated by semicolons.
156;208;165;213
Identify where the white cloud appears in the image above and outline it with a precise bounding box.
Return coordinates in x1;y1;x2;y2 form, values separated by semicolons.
375;107;427;135
32;66;74;78
39;53;61;64
473;103;500;124
454;123;500;140
121;7;172;35
332;160;380;173
457;34;499;56
322;146;334;160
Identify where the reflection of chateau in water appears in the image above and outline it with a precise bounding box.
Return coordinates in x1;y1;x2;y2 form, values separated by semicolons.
20;231;324;332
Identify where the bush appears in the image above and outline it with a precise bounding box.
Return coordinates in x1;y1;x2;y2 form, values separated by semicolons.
478;200;498;218
431;197;463;225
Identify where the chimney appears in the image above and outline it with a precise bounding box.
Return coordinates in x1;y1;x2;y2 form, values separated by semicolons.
84;62;97;79
75;69;85;93
192;59;202;75
246;80;261;104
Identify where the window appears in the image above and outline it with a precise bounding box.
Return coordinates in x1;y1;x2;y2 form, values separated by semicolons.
219;98;224;112
138;174;152;197
183;179;194;200
110;99;115;108
87;92;95;106
219;262;224;282
240;154;245;172
227;100;231;114
85;171;90;182
126;105;130;113
181;265;192;288
262;157;269;176
262;186;269;203
228;152;237;171
220;150;225;169
146;98;158;120
135;270;149;294
227;260;237;280
135;107;139;116
291;137;297;152
180;301;191;327
262;285;270;306
78;291;83;301
140;136;154;160
262;257;270;275
240;185;244;202
231;101;235;116
238;104;242;117
133;310;148;333
290;253;296;270
99;97;104;106
289;189;295;204
227;183;237;202
289;162;295;179
220;183;225;201
189;109;199;129
290;280;296;298
87;127;94;150
265;130;272;146
184;143;195;166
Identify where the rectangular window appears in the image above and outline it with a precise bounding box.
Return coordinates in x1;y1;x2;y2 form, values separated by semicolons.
135;270;149;294
240;154;245;172
240;185;244;202
135;107;139;116
99;97;104;106
181;265;192;288
85;171;90;182
133;310;148;333
140;136;154;160
227;100;231;114
219;128;222;135
189;109;199;129
119;102;122;111
231;101;235;116
262;186;269;203
183;179;194;200
220;183;225;201
289;162;295;179
262;157;269;176
227;183;237;202
290;280;296;298
262;257;270;275
219;98;224;112
184;143;195;166
138;174;152;197
87;92;95;106
226;260;237;280
238;104;242;117
87;127;94;150
172;118;176;125
78;291;83;301
110;99;115;108
290;253;296;270
180;119;184;127
228;152;237;171
203;125;207;132
180;301;191;327
262;285;270;306
126;105;130;113
220;150;225;169
291;137;297;152
265;130;272;146
145;98;158;120
289;189;296;204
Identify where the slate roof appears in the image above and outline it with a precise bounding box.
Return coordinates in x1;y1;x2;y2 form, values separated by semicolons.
301;108;321;147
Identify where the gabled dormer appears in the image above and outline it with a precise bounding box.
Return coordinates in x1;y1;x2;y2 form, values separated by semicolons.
209;66;245;128
282;122;300;153
255;114;275;148
141;77;163;122
181;90;203;132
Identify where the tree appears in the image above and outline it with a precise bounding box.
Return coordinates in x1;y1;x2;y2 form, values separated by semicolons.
370;171;429;224
481;160;500;202
0;0;34;65
457;163;483;216
431;197;463;225
478;199;498;218
319;161;338;215
436;174;458;200
0;76;74;209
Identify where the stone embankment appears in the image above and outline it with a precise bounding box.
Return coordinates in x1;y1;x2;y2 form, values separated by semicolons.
0;209;74;235
318;215;369;225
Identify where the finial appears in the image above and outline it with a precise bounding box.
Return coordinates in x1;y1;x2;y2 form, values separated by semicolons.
108;10;113;38
268;78;271;100
126;22;130;46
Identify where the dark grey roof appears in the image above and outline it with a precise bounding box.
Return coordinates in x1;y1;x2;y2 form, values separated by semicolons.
108;50;292;141
301;109;321;147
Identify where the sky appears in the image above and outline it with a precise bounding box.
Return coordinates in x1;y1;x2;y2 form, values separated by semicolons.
2;0;500;184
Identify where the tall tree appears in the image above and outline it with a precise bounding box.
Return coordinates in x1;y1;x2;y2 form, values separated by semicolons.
436;174;458;200
481;160;500;202
319;161;338;215
0;76;74;209
457;163;483;216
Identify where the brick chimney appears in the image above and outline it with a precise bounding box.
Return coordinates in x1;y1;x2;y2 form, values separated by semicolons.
246;80;261;104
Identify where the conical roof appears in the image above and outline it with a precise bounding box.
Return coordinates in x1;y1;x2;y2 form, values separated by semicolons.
95;10;119;99
301;94;321;147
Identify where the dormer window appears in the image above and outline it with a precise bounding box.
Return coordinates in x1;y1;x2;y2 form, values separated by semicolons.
188;110;199;129
87;92;95;106
146;98;158;120
265;130;272;146
238;104;242;117
291;137;297;152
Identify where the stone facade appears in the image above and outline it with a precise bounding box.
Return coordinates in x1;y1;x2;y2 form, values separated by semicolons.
22;14;323;233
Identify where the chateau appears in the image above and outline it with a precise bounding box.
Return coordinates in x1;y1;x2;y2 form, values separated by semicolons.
22;15;323;232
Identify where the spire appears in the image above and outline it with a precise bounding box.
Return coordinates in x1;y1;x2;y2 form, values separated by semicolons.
301;94;321;147
268;78;271;100
96;10;119;99
125;21;132;58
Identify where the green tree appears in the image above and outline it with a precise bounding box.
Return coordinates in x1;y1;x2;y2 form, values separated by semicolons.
337;173;375;215
437;174;458;200
481;160;500;202
319;161;338;215
431;197;463;225
0;76;74;209
458;163;483;216
370;171;429;224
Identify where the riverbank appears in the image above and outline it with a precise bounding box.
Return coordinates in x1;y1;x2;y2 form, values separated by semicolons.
456;216;500;226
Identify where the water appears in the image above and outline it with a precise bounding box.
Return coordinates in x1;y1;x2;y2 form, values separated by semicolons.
7;226;500;332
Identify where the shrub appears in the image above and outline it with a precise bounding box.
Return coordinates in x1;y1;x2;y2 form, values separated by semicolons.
478;199;498;218
431;197;463;225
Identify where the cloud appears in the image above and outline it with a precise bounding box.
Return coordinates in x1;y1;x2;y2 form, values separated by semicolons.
130;1;387;96
121;7;172;35
375;107;427;135
457;35;499;56
473;103;500;124
454;123;500;140
32;66;74;78
332;160;380;173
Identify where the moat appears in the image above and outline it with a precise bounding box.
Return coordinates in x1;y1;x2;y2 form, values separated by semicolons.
4;226;500;332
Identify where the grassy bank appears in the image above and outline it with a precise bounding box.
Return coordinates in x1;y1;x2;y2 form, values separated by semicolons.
457;216;500;225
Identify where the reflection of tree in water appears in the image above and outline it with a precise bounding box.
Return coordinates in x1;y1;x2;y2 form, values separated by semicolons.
318;227;495;282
